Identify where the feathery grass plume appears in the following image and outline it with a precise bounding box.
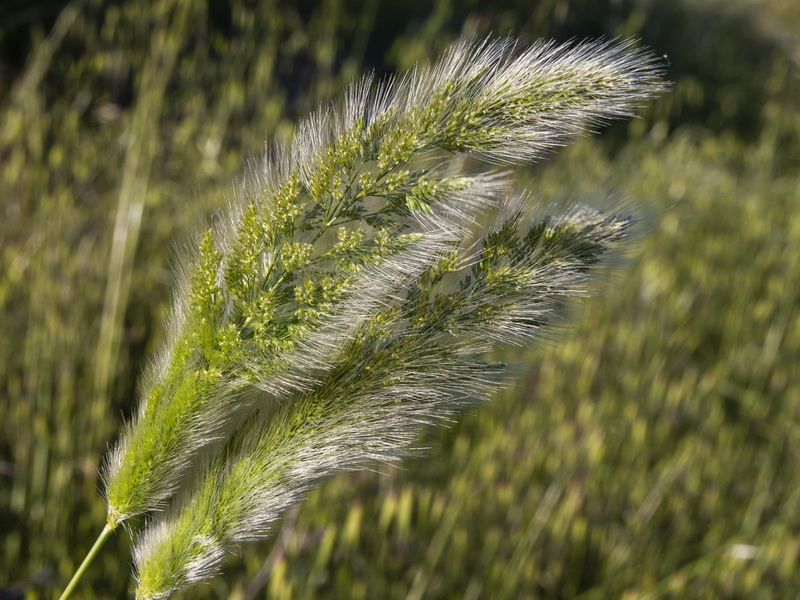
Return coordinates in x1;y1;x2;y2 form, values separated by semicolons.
60;36;666;600
103;36;665;527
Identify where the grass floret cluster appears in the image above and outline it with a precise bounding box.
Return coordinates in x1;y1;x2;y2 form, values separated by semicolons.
89;37;665;598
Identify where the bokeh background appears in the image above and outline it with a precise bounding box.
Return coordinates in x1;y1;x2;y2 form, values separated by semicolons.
1;0;799;598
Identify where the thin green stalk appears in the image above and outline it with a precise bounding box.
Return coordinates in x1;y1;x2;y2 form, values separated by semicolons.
59;524;116;600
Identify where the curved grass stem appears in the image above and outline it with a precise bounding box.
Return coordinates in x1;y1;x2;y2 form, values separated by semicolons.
59;524;116;600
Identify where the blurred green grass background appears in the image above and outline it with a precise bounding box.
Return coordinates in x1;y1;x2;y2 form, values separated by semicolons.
1;0;799;598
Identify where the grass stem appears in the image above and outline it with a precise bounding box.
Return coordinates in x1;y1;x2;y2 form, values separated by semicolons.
58;524;115;600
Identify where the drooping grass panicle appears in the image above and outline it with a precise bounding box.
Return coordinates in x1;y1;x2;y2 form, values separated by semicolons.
91;35;667;598
102;36;665;527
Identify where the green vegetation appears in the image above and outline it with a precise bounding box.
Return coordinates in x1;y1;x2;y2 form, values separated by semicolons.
2;0;799;598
